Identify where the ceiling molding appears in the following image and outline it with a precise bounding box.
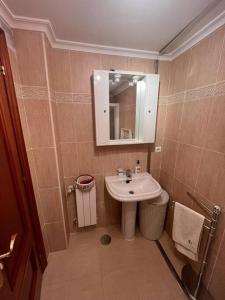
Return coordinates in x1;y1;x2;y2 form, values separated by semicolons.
0;0;12;26
167;8;225;60
0;0;225;61
13;17;160;59
0;1;15;49
52;38;159;59
0;0;159;60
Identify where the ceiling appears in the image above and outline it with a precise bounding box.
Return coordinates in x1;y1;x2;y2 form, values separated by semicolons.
3;0;221;52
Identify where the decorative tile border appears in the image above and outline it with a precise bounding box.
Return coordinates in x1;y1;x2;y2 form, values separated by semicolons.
167;92;185;104
166;81;225;105
185;84;215;101
214;81;225;97
49;88;55;101
158;96;168;105
54;92;92;103
14;83;22;98
72;94;92;103
54;92;73;102
17;81;225;105
21;86;48;100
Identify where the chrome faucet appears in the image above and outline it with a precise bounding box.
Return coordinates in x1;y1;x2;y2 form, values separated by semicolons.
126;169;132;180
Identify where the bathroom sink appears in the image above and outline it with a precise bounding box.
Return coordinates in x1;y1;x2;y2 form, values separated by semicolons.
105;172;162;202
105;172;162;241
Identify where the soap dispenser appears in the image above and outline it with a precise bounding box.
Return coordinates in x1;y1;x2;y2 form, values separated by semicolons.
135;160;141;174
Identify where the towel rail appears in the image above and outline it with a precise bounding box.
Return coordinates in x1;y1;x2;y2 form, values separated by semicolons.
186;192;212;216
171;201;211;228
193;205;221;299
171;199;221;300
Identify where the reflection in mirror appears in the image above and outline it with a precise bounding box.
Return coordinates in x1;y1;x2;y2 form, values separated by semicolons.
109;73;144;140
93;69;160;146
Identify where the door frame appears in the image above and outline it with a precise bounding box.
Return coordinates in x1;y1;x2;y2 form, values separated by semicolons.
109;103;120;139
0;28;47;272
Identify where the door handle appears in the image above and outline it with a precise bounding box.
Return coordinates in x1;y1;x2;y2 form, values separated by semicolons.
0;234;17;289
0;234;17;260
0;262;3;288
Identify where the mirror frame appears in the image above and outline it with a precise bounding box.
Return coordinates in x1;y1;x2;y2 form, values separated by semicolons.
93;70;159;146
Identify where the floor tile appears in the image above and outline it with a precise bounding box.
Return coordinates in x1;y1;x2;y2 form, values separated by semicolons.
41;226;187;300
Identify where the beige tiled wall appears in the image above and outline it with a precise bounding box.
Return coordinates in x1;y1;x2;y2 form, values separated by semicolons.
158;25;225;300
49;49;170;231
44;36;70;243
9;30;67;254
48;48;157;231
8;27;178;255
8;46;50;256
9;29;170;247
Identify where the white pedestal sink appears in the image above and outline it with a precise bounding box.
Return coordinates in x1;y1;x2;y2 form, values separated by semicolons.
105;172;162;240
121;202;137;240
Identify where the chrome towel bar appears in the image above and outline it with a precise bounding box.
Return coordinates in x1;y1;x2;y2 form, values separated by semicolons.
170;193;221;300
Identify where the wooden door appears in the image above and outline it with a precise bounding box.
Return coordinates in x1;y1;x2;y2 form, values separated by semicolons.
0;29;47;299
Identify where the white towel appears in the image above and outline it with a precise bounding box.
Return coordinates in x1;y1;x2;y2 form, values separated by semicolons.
172;202;205;261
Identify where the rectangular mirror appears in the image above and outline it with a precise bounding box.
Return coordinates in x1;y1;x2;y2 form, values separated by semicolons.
109;73;141;141
93;70;159;146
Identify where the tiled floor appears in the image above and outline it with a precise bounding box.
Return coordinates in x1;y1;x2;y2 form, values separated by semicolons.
41;226;187;300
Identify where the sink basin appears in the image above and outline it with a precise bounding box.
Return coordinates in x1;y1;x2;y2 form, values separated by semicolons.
105;172;162;240
105;172;162;202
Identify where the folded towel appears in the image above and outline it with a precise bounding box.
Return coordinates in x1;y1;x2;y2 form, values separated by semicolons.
172;202;205;261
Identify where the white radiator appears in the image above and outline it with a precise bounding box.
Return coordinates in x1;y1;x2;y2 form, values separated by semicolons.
75;183;97;227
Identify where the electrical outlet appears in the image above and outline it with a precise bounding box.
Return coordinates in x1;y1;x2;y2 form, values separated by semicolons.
155;146;162;153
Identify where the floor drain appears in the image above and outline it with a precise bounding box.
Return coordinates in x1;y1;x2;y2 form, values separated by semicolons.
100;234;111;245
129;190;134;194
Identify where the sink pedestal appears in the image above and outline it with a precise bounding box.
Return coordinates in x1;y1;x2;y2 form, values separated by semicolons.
105;172;162;240
121;202;137;240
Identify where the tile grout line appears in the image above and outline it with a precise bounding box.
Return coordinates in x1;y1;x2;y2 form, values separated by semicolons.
158;61;171;180
42;33;68;248
68;48;81;177
170;50;191;197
